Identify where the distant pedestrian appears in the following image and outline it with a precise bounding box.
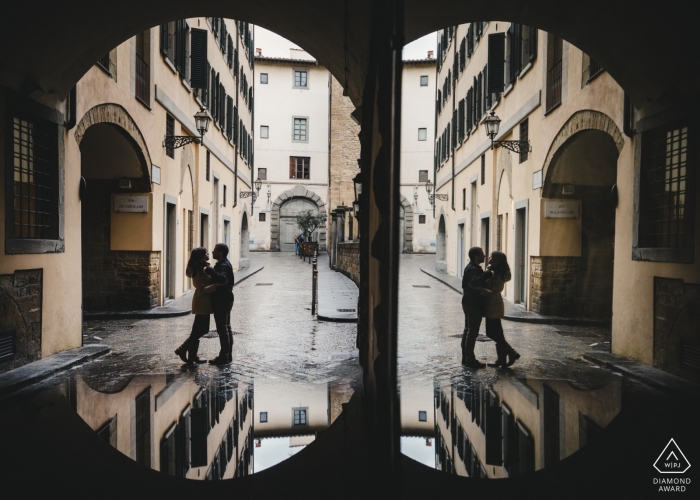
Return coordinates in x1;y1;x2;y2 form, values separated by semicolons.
208;243;235;365
460;247;492;368
481;251;520;368
175;248;225;364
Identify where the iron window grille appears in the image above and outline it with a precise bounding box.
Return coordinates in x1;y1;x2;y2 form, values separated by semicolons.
258;168;267;181
290;157;310;179
165;115;175;158
419;170;428;182
481;155;486;185
294;70;308;88
10;116;58;239
135;53;149;104
206;151;211;181
223;185;227;207
419;215;426;224
546;36;563;112
640;125;691;248
259;213;266;222
519;118;529;163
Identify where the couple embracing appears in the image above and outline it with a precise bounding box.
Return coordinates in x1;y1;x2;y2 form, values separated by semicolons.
461;247;520;369
175;243;235;366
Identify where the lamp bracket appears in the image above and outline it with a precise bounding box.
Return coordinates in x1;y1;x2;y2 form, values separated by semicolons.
240;191;258;201
163;136;201;150
493;140;531;154
434;194;449;201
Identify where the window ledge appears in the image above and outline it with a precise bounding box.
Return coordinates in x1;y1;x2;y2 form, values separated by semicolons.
586;68;605;85
518;61;533;79
5;238;65;255
544;101;561;116
163;56;177;74
503;83;514;97
632;247;694;264
96;62;112;77
135;95;151;110
181;78;192;93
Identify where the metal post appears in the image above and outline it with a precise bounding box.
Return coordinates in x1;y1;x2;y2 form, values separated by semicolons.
311;250;318;315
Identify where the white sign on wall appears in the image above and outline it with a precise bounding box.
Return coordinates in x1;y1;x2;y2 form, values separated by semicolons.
544;200;579;219
533;170;543;189
151;165;161;185
114;195;149;213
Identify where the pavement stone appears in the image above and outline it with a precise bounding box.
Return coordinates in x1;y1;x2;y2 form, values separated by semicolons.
420;263;610;326
83;262;264;320
0;344;110;400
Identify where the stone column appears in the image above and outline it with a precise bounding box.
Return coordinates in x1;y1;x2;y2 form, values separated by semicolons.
330;210;339;268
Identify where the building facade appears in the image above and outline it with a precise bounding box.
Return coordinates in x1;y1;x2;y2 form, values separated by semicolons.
250;42;329;252
0;17;255;372
433;23;699;381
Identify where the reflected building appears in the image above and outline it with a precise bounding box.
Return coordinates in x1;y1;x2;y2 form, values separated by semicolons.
75;371;254;480
430;374;621;477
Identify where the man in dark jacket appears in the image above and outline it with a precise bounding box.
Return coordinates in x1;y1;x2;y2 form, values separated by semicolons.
461;246;493;368
208;243;235;365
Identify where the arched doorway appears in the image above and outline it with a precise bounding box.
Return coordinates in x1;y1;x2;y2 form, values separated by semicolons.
279;198;319;252
76;104;155;311
271;185;327;251
436;214;447;272
536;111;624;319
240;213;250;269
399;194;414;253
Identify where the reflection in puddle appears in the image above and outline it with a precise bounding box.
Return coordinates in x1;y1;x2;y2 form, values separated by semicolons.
75;368;353;479
400;372;621;478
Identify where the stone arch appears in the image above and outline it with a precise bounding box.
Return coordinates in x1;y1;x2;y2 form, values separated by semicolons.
180;143;195;197
496;148;513;203
240;212;250;269
399;194;414;253
74;103;153;189
436;210;447;272
270;185;327;251
541;110;624;196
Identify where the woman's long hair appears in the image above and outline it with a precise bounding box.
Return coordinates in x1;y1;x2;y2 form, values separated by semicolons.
186;247;208;277
489;251;511;279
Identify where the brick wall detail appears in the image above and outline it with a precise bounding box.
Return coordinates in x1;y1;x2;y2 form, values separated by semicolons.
0;269;42;373
336;242;360;286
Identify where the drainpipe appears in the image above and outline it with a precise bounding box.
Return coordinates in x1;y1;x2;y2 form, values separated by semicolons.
233;21;239;210
433;35;439;219
451;26;456;213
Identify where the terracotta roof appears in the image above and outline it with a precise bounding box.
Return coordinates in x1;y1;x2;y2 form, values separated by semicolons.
255;55;319;65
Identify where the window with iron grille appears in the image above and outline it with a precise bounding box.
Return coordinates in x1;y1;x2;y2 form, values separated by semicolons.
294;70;308;88
293;118;308;141
546;35;563;112
462;188;466;210
165;115;175;160
639;124;693;249
419;215;426;224
289;157;310;179
258;168;267;180
496;214;503;251
135;389;151;467
481;155;486;185
206;151;211;181
458;99;465;142
10;115;59;240
259;213;266;222
519;118;529;163
292;408;308;425
419;170;428;182
223;185;227;207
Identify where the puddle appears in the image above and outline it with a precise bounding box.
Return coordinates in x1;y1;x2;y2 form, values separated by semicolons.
399;370;622;478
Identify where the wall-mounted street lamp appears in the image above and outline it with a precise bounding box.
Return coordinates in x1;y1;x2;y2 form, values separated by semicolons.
484;111;531;154
162;107;211;150
352;172;362;219
267;184;272;206
240;177;263;215
425;178;448;217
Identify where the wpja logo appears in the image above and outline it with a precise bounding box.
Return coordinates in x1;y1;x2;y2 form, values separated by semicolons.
653;438;691;492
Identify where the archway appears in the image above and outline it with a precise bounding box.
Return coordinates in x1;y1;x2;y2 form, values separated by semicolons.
436;214;447;272
535;111;623;319
271;185;327;251
77;104;156;311
240;212;250;269
399;194;414;253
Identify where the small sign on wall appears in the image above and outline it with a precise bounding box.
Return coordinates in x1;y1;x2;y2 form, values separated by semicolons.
544;200;579;219
532;170;542;189
152;165;161;185
114;195;149;213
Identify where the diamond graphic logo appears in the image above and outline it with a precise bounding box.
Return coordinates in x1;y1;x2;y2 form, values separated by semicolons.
654;439;691;474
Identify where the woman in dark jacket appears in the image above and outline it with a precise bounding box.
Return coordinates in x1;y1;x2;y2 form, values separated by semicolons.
483;251;520;368
175;247;224;364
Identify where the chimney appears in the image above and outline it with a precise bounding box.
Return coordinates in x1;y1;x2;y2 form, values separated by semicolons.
256;48;262;56
427;50;434;59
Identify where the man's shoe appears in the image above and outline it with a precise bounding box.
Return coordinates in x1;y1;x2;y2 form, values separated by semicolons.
174;346;188;363
209;355;231;366
505;351;521;367
464;359;486;369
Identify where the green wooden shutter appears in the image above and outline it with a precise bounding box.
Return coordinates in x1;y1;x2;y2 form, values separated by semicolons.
190;29;208;89
488;33;505;95
160;24;169;56
528;26;538;61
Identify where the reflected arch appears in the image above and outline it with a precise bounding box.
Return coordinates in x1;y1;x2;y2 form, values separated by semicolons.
436;211;447;272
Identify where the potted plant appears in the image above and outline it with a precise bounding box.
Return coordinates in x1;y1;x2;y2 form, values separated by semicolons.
296;210;326;255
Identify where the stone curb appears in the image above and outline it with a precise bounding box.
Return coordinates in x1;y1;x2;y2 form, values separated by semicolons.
419;267;610;327
317;313;357;323
0;344;110;399
583;352;700;398
83;265;264;321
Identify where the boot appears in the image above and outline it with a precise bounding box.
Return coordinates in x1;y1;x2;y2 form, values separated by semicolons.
175;343;189;363
488;343;507;367
187;340;207;364
209;354;232;365
505;349;521;367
